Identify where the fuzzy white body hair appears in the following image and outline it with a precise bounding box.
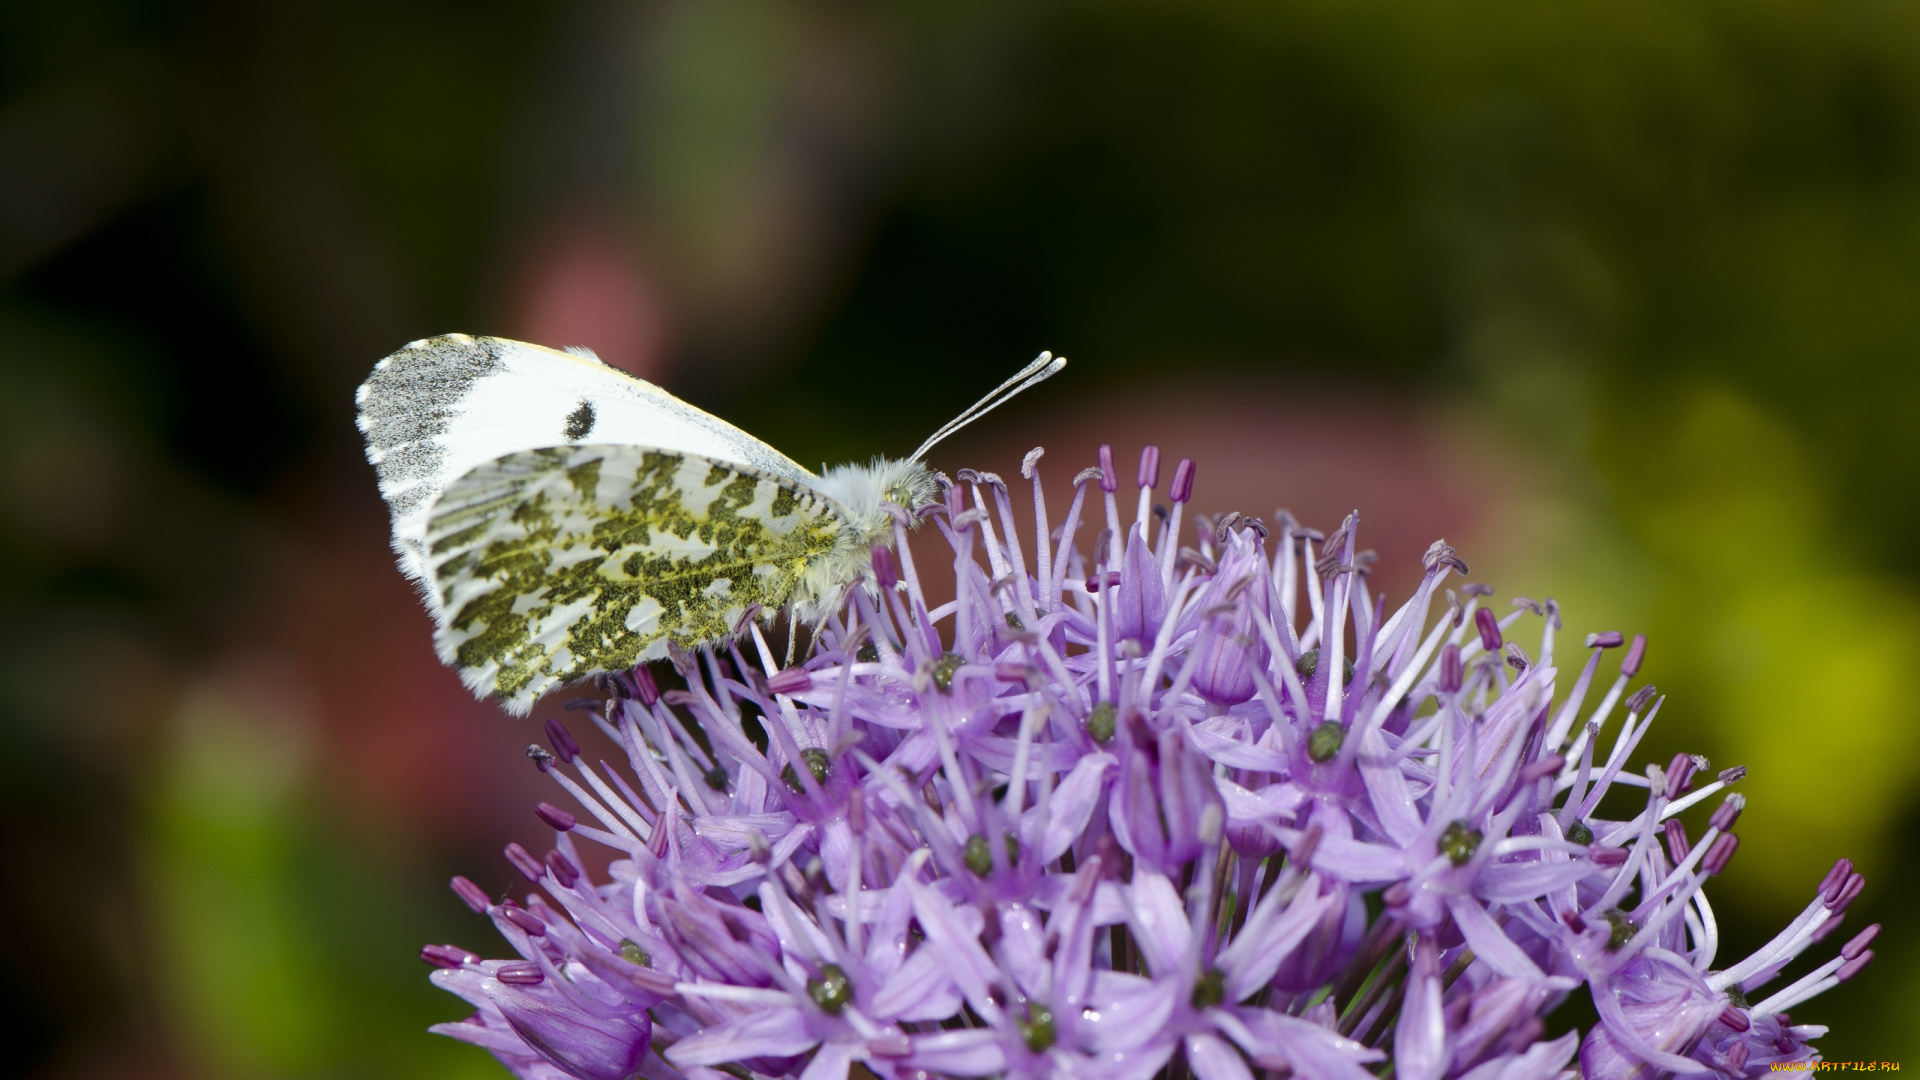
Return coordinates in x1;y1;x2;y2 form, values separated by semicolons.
791;457;940;624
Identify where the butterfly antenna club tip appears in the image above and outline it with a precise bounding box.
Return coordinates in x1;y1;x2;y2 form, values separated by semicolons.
911;351;1066;462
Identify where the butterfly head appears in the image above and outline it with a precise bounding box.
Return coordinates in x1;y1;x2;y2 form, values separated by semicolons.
816;457;941;547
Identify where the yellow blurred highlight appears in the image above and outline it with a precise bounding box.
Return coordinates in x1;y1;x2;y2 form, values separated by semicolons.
1492;383;1920;1060
1628;387;1920;903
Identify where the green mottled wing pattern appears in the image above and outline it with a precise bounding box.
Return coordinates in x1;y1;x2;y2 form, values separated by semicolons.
424;444;845;712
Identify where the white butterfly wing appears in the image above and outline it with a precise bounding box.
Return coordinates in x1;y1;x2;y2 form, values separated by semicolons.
424;443;846;712
355;334;818;589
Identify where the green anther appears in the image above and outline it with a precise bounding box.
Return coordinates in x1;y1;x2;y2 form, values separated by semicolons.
931;652;965;692
807;963;852;1014
1086;702;1117;745
1439;819;1482;866
856;642;880;663
1726;984;1748;1008
1293;650;1356;686
1566;820;1594;846
1191;968;1226;1008
619;938;651;966
962;832;1020;876
1017;1003;1056;1052
781;747;832;793
1006;612;1025;631
704;766;729;791
1307;720;1346;762
1602;909;1639;952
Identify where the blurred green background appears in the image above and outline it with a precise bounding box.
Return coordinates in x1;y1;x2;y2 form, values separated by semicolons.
2;0;1917;1075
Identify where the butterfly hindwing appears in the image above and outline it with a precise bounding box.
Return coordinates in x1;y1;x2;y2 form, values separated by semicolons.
426;443;846;712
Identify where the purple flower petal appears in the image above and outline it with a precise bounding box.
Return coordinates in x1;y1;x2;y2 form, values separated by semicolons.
667;1008;817;1067
871;945;965;1021
1393;937;1446;1080
902;1029;1007;1076
485;978;653;1080
1184;1032;1254;1080
1455;1032;1579;1080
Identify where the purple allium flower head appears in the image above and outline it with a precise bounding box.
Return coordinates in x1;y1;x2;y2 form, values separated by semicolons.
422;446;1874;1080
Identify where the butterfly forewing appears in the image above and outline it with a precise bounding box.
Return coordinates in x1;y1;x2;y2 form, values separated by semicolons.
425;443;845;712
357;335;818;590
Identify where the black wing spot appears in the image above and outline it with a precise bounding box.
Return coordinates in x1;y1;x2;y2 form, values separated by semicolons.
564;400;596;441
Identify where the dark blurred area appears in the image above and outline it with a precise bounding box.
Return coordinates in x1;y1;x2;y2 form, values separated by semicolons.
2;0;1917;1075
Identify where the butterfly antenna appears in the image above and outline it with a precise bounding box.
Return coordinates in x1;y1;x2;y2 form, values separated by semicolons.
910;351;1066;461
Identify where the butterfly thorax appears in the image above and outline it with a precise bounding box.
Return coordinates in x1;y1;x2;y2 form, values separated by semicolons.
785;457;938;625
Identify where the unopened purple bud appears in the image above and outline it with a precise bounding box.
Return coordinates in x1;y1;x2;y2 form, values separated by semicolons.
451;875;491;913
545;718;580;763
1585;631;1625;649
767;667;812;695
1382;881;1411;907
1625;685;1658;714
1138;445;1161;488
1591;846;1629;866
504;906;547;936
1439;644;1463;693
1561;910;1587;933
848;788;866;835
1726;1042;1749;1073
1828;872;1865;913
629;666;660;707
1718;765;1746;785
1097;445;1118;493
1621;633;1647;677
1474;607;1502;651
1665;819;1690;863
1710;794;1745;832
1703;833;1740;876
422;944;477;968
505;842;545;883
496;960;545;985
1820;858;1855;899
526;745;554;772
1664;752;1697;798
1843;923;1881;960
1170;459;1195;503
1837;950;1874;982
994;663;1029;682
1719;1006;1751;1032
545;850;578;888
871;546;899;589
535;802;576;831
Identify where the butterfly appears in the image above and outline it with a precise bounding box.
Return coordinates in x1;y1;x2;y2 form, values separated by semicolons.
356;335;1063;713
